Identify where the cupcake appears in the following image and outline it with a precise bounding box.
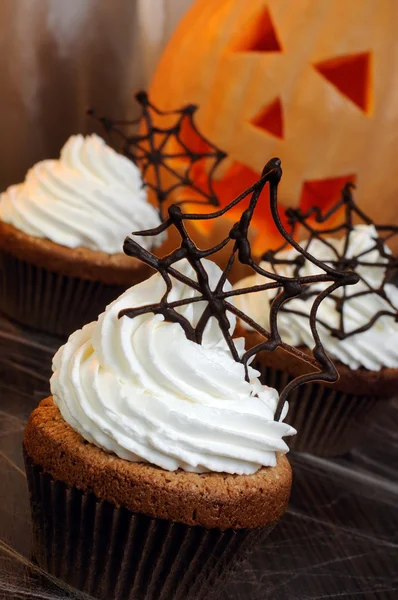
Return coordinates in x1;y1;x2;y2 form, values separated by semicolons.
0;134;164;336
24;257;295;600
234;221;398;456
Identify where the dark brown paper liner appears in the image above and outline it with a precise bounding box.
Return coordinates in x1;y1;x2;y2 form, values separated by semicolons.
0;251;127;336
24;453;274;600
253;360;387;456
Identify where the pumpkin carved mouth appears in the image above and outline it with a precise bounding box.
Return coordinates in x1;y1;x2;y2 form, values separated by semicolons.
300;174;357;220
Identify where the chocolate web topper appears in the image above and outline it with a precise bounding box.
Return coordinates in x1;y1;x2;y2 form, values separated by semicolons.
88;91;226;219
262;183;398;340
120;157;359;420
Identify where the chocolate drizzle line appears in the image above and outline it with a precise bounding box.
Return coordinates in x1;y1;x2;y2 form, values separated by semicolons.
88;91;226;219
263;183;398;340
121;158;359;421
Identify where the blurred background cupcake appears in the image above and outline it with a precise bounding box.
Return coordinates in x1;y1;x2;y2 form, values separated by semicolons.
233;189;398;456
0;133;164;336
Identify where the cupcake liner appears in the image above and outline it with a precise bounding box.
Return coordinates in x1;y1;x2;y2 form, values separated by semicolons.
0;251;126;336
254;360;387;456
24;452;273;600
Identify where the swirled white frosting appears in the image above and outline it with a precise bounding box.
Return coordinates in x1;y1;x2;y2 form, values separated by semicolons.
50;259;295;474
233;225;398;371
0;134;163;253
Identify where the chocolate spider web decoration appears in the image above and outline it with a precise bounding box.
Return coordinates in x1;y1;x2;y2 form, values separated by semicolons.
88;91;226;220
121;157;358;420
262;183;398;340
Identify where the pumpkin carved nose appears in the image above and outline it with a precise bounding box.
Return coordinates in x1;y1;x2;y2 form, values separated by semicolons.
250;98;284;140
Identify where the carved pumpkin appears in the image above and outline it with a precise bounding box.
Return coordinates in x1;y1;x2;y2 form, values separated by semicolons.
149;0;398;253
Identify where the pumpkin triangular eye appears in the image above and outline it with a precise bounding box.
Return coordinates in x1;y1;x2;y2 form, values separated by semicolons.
313;52;372;114
229;6;282;52
250;98;284;139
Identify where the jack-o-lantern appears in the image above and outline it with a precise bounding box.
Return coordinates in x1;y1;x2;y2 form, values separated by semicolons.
149;0;398;253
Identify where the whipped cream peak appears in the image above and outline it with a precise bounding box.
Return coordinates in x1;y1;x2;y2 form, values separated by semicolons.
0;134;164;254
51;258;295;474
233;224;398;371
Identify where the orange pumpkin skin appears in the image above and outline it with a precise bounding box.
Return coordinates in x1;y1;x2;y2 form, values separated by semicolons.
149;0;398;252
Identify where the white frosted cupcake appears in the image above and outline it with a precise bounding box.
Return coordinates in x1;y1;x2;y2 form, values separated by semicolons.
0;134;164;335
24;258;295;600
233;224;398;455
